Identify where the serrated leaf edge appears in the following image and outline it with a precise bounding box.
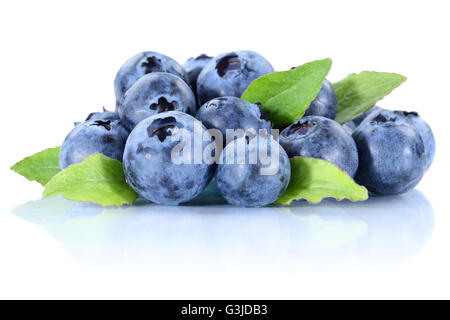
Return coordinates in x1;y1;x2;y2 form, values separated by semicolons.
333;71;407;123
275;157;368;205
10;147;61;186
43;153;138;207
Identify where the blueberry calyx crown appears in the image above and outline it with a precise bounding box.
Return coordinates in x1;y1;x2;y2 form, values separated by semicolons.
150;97;178;113
195;53;212;60
146;116;184;142
85;112;96;121
216;53;242;77
205;97;227;109
141;56;164;74
288;120;317;136
394;110;419;117
85;107;110;121
370;112;398;125
259;108;270;121
90;120;112;131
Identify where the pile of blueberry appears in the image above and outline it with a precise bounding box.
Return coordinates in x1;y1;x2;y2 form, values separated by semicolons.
59;51;435;207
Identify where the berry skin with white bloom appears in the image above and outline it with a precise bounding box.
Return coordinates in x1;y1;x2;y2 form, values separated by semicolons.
114;51;187;107
280;116;359;177
196;50;274;105
123;111;215;205
118;72;196;131
60;119;129;170
353;110;427;195
216;135;291;207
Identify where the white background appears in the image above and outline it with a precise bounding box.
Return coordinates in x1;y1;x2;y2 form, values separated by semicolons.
0;0;449;299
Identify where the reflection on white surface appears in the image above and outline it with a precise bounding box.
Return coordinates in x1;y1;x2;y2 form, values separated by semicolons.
12;185;434;271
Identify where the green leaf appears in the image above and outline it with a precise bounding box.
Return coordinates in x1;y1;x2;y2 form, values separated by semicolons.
11;147;61;186
43;153;138;206
242;58;332;128
276;157;368;205
333;71;407;123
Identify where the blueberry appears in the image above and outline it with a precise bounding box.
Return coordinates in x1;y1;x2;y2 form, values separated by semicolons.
344;105;382;132
393;110;435;171
353;110;426;195
118;72;196;131
303;79;338;119
114;51;186;107
196;51;274;105
216;135;290;207
352;105;382;127
123;111;215;205
60;119;129;170
355;108;435;171
85;107;120;122
182;54;212;95
195;96;271;145
279;116;359;177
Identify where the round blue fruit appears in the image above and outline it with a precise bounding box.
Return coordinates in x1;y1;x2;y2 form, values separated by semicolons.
216;135;291;207
85;107;120;122
353;110;427;195
118;72;196;131
182;54;212;95
351;105;382;127
343;105;382;133
196;51;274;106
393;110;435;171
114;51;186;107
279;116;359;177
303;79;338;119
60;119;129;170
195;96;271;145
123;111;215;205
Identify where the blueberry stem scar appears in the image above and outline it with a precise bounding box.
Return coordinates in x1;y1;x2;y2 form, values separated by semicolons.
289;123;313;135
216;54;242;77
141;56;162;73
90;120;112;131
149;97;177;113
